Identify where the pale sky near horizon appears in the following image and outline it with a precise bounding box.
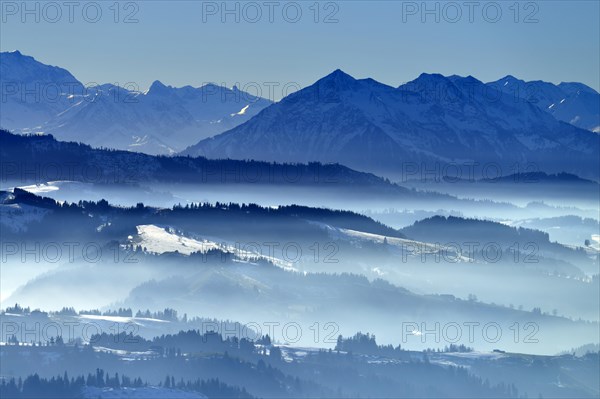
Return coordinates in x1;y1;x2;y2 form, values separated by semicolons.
1;0;599;100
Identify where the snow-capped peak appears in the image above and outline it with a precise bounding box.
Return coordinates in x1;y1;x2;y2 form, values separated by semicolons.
147;80;171;95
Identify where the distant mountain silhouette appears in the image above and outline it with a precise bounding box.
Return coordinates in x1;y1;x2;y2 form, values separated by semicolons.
0;130;409;194
184;70;599;179
488;75;599;132
0;51;272;154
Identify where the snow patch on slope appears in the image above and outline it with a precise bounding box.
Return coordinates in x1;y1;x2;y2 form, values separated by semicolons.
314;222;471;262
131;225;220;255
129;225;296;270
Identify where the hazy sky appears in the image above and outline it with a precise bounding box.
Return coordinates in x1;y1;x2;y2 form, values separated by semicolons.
2;0;598;100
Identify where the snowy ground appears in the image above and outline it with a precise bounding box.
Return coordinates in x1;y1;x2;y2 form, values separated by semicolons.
129;224;296;271
590;234;600;251
438;351;507;360
18;181;65;194
93;346;159;360
280;344;506;368
315;222;471;262
79;314;170;326
130;225;220;256
278;345;327;362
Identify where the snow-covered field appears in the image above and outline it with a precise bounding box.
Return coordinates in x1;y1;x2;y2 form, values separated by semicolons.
439;351;507;360
316;223;471;262
129;224;296;270
131;225;220;256
79;314;170;325
590;234;600;251
19;181;64;194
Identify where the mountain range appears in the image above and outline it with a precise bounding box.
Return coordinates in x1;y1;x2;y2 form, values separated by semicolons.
2;51;599;178
487;75;600;132
183;70;600;179
0;51;272;154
